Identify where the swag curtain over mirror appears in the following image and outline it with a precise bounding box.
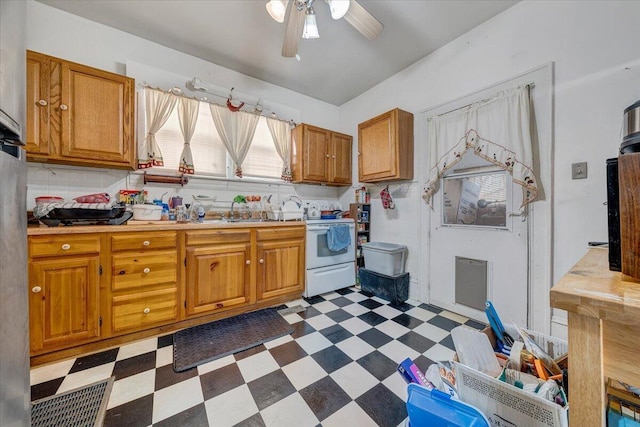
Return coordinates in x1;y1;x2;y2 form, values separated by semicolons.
422;86;538;209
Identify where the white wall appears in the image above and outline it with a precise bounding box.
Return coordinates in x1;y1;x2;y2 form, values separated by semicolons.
338;1;640;337
24;0;344;206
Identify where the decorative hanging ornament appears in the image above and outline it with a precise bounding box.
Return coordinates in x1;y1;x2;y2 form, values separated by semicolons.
226;87;244;112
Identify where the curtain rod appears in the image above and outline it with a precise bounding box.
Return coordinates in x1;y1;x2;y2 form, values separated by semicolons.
136;82;296;127
431;83;535;119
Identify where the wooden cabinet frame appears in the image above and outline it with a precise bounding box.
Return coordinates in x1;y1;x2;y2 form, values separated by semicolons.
292;123;353;185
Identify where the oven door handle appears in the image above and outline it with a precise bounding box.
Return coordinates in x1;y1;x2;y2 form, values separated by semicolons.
307;224;355;231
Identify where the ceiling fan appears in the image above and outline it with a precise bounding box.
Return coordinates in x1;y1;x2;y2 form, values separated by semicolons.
265;0;384;57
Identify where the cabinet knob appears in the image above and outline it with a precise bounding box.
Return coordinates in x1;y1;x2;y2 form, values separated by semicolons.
143;240;150;247
60;104;68;111
259;258;264;264
332;155;336;159
246;260;251;265
143;307;150;314
38;99;48;106
216;303;224;308
32;286;42;293
357;152;361;156
61;243;71;250
143;267;150;274
326;154;330;158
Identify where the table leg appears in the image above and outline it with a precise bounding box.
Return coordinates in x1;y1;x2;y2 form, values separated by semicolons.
568;312;605;427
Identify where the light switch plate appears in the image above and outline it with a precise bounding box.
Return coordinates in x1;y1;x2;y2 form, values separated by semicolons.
572;162;588;179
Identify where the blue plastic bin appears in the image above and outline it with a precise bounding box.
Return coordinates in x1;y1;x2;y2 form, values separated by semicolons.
406;384;490;427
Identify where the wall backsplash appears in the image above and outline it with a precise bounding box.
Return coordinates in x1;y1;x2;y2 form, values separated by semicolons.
26;163;344;212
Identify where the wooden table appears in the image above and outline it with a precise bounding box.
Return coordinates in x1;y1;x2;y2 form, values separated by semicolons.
550;248;640;426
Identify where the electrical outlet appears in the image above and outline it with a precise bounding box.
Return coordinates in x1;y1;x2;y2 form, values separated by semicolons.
572;162;588;179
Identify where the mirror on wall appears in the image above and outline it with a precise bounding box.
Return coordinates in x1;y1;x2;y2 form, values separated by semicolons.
442;169;508;228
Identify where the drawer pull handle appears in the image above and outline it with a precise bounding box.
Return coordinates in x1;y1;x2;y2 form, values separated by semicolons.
143;240;150;247
259;258;264;264
216;303;224;308
60;104;68;111
32;286;42;293
143;308;150;314
119;270;125;275
38;99;48;106
246;260;251;265
143;267;150;274
210;261;219;271
61;244;71;250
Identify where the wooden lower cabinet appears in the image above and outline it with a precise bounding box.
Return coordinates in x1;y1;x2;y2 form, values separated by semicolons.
107;232;179;335
29;255;101;354
28;225;305;362
185;229;252;316
256;226;305;300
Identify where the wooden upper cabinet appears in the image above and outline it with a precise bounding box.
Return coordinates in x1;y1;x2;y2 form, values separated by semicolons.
25;50;135;169
26;52;50;156
331;132;353;184
358;108;414;183
292;123;352;186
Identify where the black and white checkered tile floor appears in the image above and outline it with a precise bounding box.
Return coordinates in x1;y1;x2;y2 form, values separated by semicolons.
30;287;485;427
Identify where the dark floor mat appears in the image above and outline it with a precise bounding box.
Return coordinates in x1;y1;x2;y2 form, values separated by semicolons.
173;307;294;372
31;377;113;427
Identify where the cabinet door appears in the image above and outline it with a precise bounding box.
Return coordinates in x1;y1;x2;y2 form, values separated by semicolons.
29;256;100;353
358;111;397;181
25;51;50;156
257;237;304;301
331;132;352;184
185;243;252;316
301;125;330;182
59;62;134;167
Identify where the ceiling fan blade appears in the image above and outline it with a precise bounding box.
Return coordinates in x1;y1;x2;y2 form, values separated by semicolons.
343;0;383;40
282;1;305;57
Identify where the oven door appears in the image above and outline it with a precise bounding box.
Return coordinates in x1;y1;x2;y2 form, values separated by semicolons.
306;223;355;269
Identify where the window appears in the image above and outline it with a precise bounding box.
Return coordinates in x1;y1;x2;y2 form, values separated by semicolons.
442;170;508;228
242;119;283;179
154;100;283;179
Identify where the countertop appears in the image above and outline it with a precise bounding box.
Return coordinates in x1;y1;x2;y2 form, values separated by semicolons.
550;247;640;325
27;219;306;235
549;247;640;427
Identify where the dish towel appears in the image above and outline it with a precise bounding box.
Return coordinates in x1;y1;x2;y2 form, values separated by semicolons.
327;224;351;252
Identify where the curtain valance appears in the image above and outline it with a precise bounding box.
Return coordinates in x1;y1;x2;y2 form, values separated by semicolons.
422;86;538;208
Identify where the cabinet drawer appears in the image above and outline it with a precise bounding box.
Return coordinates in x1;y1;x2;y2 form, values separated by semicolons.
110;231;177;252
29;234;101;258
111;287;178;333
256;226;305;241
185;229;251;246
111;250;177;291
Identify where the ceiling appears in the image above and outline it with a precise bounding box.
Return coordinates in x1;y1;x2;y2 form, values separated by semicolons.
37;0;518;106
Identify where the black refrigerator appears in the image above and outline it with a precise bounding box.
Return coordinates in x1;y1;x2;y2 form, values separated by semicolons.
0;0;30;426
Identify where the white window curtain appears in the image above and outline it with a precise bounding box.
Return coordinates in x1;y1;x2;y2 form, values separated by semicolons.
266;117;292;182
422;86;538;209
209;104;259;177
137;88;178;169
177;97;199;174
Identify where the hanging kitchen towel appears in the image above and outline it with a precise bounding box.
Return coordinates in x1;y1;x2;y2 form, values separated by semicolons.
380;185;395;209
327;224;351;252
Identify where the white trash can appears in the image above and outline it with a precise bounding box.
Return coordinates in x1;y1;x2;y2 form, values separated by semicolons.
361;242;408;277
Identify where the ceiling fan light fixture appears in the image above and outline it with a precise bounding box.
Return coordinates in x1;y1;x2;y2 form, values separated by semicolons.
266;0;288;23
302;6;319;39
327;0;349;20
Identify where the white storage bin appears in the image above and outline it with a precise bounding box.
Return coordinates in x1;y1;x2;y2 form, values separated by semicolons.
361;242;407;276
453;325;569;427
